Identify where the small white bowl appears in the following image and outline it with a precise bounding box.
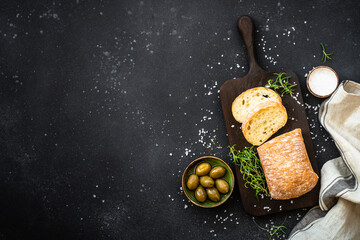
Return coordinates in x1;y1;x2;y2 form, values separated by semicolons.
306;66;339;98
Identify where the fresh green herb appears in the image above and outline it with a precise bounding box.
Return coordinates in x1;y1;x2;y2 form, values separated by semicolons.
321;43;333;63
265;72;297;97
267;225;287;240
229;145;268;198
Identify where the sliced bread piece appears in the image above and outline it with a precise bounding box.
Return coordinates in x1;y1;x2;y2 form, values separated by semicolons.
242;101;287;146
232;87;282;123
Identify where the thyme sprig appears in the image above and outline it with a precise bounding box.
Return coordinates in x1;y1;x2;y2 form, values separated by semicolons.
265;72;297;97
267;225;287;240
229;145;268;198
321;43;333;63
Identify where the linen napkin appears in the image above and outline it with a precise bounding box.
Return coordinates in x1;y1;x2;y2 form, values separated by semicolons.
289;80;360;239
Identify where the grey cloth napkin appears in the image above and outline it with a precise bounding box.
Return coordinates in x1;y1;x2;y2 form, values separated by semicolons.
289;80;360;240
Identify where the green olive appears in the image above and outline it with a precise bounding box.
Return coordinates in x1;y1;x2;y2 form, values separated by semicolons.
209;166;226;179
206;187;220;202
215;179;229;194
195;186;207;202
196;162;211;176
200;176;214;188
186;174;199;190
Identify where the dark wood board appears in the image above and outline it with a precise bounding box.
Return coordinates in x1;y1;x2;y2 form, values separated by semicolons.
220;16;320;216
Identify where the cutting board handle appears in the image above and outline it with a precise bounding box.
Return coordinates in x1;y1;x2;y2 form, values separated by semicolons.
238;16;264;75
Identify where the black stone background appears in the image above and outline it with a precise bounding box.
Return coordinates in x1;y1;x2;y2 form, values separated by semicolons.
1;0;359;239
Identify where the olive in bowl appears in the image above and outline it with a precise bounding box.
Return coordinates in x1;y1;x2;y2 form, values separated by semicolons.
186;174;199;190
182;156;234;208
210;166;226;179
195;186;207;202
200;176;214;188
206;187;221;202
215;179;230;194
196;162;211;176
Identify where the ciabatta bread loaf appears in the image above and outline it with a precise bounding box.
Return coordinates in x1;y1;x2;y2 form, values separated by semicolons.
232;87;282;123
242;101;287;146
257;128;319;200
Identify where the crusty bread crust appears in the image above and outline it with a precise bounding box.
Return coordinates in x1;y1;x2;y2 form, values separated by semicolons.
257;128;319;200
231;87;282;123
241;101;287;146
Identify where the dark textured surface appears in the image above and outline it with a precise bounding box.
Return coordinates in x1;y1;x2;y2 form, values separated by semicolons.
0;0;359;239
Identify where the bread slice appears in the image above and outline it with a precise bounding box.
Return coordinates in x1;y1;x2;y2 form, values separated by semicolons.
232;87;281;123
242;101;287;146
257;128;318;200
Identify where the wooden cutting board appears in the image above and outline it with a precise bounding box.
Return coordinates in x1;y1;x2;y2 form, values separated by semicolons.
220;16;320;216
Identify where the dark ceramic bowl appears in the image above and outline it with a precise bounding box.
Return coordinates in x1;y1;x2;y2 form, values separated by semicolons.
182;156;234;208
